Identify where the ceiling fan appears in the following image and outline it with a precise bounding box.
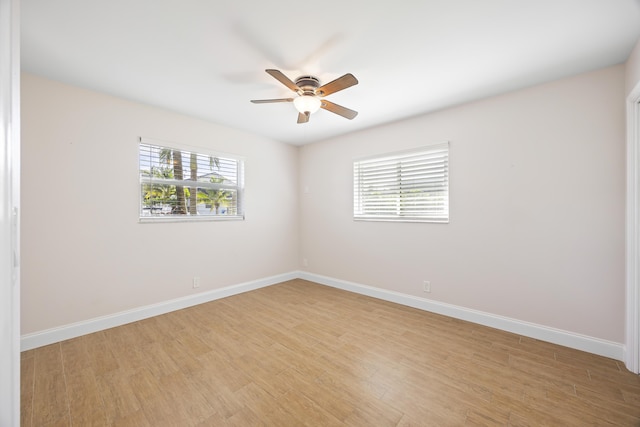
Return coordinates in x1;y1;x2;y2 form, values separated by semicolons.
251;69;358;124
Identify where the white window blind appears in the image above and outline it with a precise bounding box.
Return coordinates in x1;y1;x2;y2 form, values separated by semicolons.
139;138;244;221
353;143;449;223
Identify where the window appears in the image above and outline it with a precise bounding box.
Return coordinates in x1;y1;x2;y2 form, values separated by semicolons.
139;138;244;221
353;142;449;223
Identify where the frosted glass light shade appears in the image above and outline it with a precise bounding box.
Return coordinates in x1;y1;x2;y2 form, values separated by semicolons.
293;95;322;114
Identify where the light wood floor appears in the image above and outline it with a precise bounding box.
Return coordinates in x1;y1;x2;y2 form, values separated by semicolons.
21;279;640;426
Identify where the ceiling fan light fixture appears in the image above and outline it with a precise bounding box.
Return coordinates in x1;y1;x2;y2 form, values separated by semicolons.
251;69;358;123
293;95;322;115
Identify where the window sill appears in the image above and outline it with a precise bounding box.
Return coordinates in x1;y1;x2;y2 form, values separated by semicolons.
353;216;448;224
139;215;244;223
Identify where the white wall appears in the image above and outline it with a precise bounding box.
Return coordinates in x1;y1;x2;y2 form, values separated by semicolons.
21;73;299;335
21;64;628;348
299;65;626;343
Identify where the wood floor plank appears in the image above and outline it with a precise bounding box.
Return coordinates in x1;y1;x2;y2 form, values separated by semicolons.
82;332;120;376
161;337;205;375
65;367;106;425
21;279;640;426
202;387;244;420
60;337;93;372
233;381;280;419
342;399;404;427
32;370;69;426
95;369;142;422
158;371;217;423
110;409;150;427
139;341;180;378
35;343;64;374
20;351;35;427
276;389;346;427
127;367;165;407
223;405;265;427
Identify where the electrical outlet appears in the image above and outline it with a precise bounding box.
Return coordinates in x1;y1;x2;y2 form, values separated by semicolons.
302;258;308;267
193;277;200;288
423;280;431;293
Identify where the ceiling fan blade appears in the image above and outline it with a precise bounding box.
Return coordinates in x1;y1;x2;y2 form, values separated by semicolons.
316;73;358;97
297;112;310;124
250;98;294;104
265;69;300;93
320;100;358;120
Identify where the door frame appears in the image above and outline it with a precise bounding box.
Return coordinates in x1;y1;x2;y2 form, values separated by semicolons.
0;0;20;424
626;81;640;375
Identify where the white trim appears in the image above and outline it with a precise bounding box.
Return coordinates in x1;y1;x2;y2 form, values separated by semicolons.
625;81;640;374
20;272;297;351
299;272;624;361
138;214;244;223
0;0;20;424
21;270;625;362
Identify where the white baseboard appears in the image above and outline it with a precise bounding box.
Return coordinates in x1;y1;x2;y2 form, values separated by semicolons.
298;271;624;361
20;271;298;351
22;270;624;362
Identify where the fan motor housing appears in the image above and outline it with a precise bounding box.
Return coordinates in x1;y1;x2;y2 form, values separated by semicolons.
295;76;320;91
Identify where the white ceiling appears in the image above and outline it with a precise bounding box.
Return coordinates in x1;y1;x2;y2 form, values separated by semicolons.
21;0;640;145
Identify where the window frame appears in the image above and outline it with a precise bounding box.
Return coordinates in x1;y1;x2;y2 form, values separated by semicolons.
138;137;245;223
353;142;449;224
